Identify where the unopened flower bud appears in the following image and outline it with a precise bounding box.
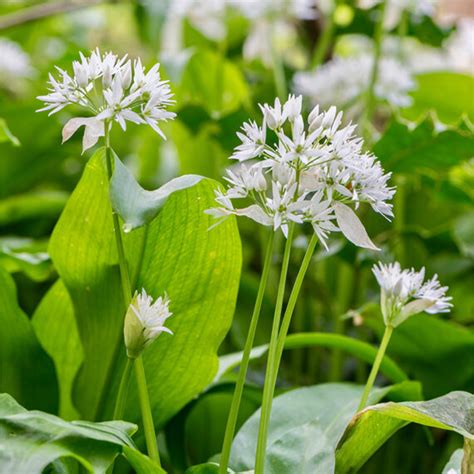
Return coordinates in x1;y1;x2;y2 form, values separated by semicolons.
124;289;173;359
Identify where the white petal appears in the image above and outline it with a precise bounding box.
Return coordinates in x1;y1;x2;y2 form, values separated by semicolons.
334;202;379;251
62;117;105;153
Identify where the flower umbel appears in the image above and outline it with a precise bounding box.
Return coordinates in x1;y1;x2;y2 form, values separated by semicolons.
372;261;452;327
124;289;173;359
37;48;176;152
207;95;395;250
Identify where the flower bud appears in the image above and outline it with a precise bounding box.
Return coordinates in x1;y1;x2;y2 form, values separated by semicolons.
124;289;173;359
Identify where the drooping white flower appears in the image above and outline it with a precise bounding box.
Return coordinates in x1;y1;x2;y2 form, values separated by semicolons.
294;54;415;114
0;38;34;89
207;95;394;249
372;261;452;327
124;288;173;358
37;48;176;152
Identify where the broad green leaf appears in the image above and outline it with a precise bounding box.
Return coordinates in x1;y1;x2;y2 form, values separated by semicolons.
230;382;421;473
48;149;242;428
0;267;58;413
177;49;250;117
216;332;408;384
335;391;474;473
373;117;474;174
0;237;52;282
0;392;160;474
185;462;220;473
110;154;203;231
401;73;474;124
32;280;83;420
122;446;166;474
0;191;67;226
0;117;20;146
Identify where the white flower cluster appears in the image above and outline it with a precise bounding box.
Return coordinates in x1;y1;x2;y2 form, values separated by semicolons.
124;289;173;358
0;38;34;88
37;48;175;152
207;95;395;249
372;261;452;327
294;53;415;113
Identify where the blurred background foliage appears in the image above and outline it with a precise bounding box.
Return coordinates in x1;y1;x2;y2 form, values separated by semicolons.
0;0;473;472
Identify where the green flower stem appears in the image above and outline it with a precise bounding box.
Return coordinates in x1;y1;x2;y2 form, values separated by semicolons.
463;438;474;474
271;29;288;100
255;234;318;469
104;125;133;306
360;0;387;142
113;357;133;420
357;324;394;411
255;224;295;473
135;355;161;465
219;231;275;474
312;8;336;68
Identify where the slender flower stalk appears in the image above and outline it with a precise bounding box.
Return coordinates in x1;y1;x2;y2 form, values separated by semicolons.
311;2;337;67
135;355;160;464
255;223;295;473
360;0;387;141
255;233;318;472
219;232;275;474
357;324;393;410
358;261;452;411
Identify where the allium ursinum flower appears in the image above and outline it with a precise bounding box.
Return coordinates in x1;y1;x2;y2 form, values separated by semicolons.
358;0;438;28
294;53;415;113
124;289;173;359
37;48;175;152
206;95;395;249
0;38;34;90
372;262;452;328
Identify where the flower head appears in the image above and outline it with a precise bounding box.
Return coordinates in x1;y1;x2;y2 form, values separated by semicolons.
294;54;415;115
37;48;176;152
124;289;173;359
372;261;452;327
206;95;394;250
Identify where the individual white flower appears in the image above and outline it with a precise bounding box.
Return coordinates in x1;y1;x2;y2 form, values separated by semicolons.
37;48;176;152
207;95;394;250
124;288;173;359
372;261;452;327
0;38;34;90
294;54;416;114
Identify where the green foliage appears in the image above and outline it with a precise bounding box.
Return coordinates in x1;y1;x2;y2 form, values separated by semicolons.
0;267;58;413
32;280;82;420
336;391;474;473
401;73;474;125
374;117;474;174
230;382;421;473
48;149;242;429
110;152;203;231
0;117;20;146
0;393;163;474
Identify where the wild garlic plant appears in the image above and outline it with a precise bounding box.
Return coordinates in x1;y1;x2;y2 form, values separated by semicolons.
358;262;452;410
37;48;177;465
207;94;395;473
